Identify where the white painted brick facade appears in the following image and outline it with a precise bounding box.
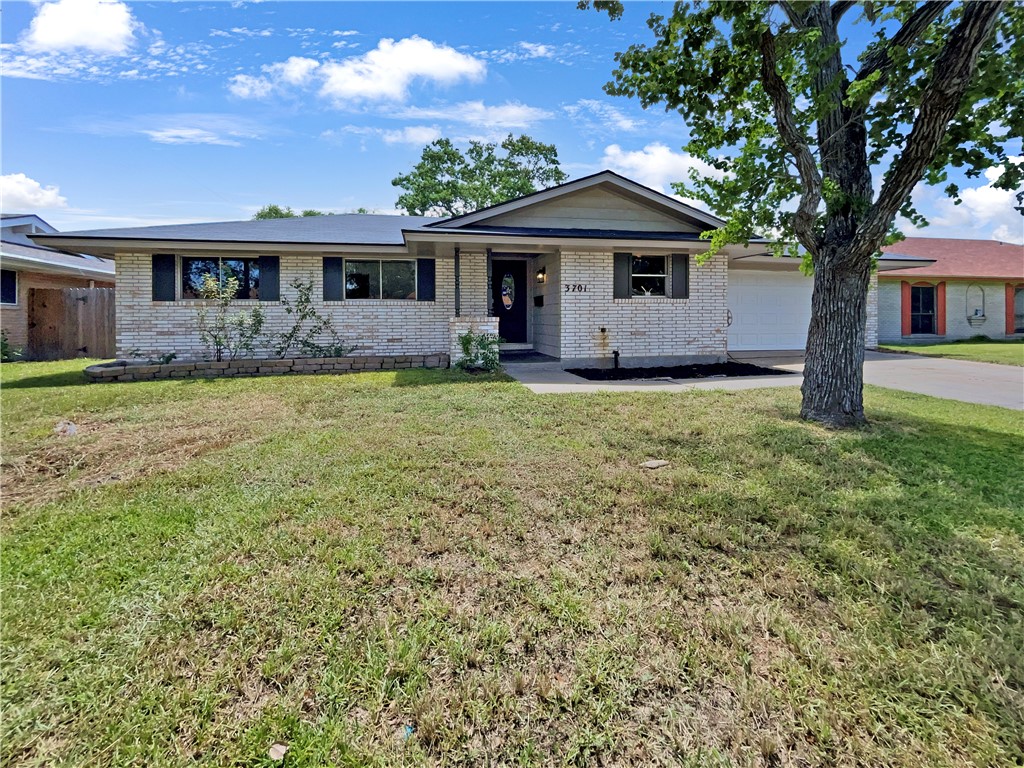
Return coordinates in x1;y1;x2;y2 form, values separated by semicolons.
532;251;561;358
458;250;489;316
558;250;728;365
866;271;879;349
116;248;880;364
116;252;458;359
877;279;902;342
449;316;500;363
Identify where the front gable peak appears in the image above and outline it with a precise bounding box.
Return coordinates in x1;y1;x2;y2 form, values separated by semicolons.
428;170;724;234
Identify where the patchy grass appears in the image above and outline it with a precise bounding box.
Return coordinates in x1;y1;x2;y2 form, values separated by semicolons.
881;338;1024;366
2;359;1023;767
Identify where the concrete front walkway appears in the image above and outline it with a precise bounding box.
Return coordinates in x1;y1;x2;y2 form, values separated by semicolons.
504;351;1024;410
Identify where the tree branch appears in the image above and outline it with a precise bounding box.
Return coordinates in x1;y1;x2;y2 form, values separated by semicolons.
855;1;951;85
759;26;822;253
831;1;857;24
778;1;807;29
853;1;1005;256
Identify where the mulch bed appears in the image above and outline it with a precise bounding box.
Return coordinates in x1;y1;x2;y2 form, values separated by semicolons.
565;361;795;381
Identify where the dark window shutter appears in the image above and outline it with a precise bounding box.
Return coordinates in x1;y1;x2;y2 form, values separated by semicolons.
152;254;176;301
258;256;280;301
323;257;344;301
671;254;689;299
613;252;631;299
417;258;435;302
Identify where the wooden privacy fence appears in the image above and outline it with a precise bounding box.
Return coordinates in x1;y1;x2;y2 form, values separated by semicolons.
27;287;115;361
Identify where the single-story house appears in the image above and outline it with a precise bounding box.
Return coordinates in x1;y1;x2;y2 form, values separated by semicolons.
878;238;1024;342
2;214;116;357
31;171;926;368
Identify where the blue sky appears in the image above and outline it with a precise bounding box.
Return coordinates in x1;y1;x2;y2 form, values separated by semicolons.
1;0;1021;244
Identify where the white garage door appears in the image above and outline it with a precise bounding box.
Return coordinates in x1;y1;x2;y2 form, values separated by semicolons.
728;269;814;351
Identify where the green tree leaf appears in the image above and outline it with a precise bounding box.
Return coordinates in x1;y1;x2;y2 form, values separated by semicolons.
392;134;569;216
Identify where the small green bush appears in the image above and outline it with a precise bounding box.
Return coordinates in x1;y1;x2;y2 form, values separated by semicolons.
274;277;355;358
455;329;501;372
195;274;267;362
1;329;22;362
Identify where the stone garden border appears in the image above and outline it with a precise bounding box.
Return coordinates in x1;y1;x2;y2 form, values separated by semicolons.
84;354;450;382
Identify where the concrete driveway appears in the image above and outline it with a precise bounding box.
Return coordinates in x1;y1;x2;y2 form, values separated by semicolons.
504;351;1024;410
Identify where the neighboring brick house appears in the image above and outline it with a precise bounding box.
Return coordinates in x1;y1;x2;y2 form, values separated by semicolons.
32;172;923;368
878;238;1024;343
1;214;115;355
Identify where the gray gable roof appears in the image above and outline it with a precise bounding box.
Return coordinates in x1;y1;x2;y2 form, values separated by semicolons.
1;239;115;278
31;171;735;253
46;213;440;246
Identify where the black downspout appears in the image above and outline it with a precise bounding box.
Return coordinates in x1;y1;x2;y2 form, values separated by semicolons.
454;246;461;318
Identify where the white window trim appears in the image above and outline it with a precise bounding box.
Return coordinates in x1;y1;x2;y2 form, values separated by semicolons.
1;268;18;306
630;255;668;298
343;258;418;301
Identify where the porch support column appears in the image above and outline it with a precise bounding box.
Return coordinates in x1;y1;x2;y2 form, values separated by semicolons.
454;246;461;317
486;248;493;315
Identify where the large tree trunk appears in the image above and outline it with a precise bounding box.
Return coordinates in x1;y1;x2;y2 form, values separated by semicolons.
800;251;872;427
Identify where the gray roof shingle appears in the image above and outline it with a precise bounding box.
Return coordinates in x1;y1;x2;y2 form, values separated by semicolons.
46;214;440;246
1;239;115;276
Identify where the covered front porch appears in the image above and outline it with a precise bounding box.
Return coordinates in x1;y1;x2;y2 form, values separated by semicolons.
443;247;561;363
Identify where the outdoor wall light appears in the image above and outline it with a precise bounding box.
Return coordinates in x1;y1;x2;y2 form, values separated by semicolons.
536;266;547;284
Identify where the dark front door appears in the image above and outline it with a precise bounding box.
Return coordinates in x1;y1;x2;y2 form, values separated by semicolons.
491;260;528;343
910;285;936;334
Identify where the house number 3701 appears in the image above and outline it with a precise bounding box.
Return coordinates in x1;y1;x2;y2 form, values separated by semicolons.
564;284;588;293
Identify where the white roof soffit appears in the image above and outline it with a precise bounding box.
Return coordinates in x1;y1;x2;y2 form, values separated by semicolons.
405;230;729;253
428;170;728;230
730;251;937;271
875;255;936;271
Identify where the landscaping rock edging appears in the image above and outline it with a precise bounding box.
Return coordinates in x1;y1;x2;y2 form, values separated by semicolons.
84;354;450;382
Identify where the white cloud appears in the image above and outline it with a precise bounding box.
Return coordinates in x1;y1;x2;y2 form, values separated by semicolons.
1;173;69;210
82;113;265;147
565;99;639;132
395;100;551;129
318;36;485;103
228;73;274;99
229;27;273;38
481;41;558;64
143;128;242;147
21;0;139;55
332;30;359;37
228;37;485;105
381;126;442;145
600;143;725;210
228;56;319;98
3;27;212;83
914;158;1024;244
323;125;442;146
519;42;553;58
264;56;320;86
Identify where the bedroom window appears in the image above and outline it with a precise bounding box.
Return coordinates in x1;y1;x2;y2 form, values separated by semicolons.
181;257;261;299
1;269;17;305
344;259;417;300
631;255;666;296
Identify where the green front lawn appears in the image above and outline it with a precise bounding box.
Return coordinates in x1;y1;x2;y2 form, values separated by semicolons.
881;338;1024;366
2;360;1023;767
